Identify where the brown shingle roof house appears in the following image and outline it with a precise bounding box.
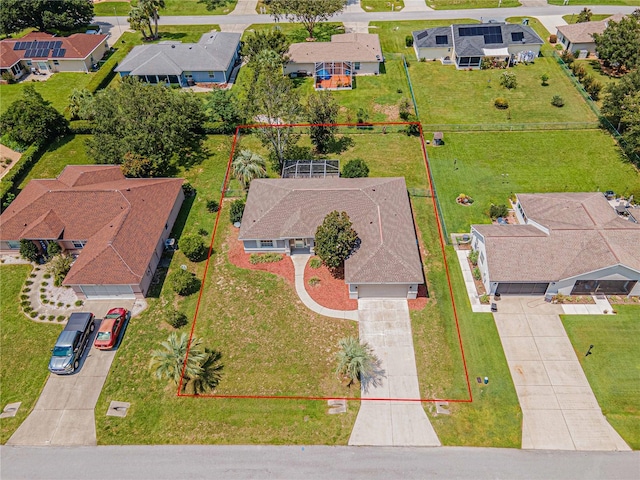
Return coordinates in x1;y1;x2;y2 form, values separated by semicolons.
471;192;640;297
555;14;625;54
239;177;424;299
0;165;184;299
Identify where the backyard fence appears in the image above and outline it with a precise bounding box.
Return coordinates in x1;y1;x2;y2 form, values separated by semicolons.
401;55;419;119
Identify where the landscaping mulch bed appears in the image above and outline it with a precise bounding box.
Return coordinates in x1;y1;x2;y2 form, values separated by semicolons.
607;295;640;305
227;228;294;286
304;259;358;311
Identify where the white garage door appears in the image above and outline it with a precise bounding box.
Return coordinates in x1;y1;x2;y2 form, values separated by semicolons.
80;285;135;299
356;284;409;299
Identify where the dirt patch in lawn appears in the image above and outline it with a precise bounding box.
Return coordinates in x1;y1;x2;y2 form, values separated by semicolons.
227;228;294;286
373;103;400;121
304;259;358;311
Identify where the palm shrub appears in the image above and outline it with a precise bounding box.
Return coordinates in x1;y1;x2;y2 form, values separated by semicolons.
47;254;73;286
179;234;207;262
335;336;379;387
46;241;61;258
473;267;481;280
468;249;479;266
166;310;188;329
232;150;267;190
168;268;200;296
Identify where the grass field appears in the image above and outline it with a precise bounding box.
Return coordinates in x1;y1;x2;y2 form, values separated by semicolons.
93;0;237;16
243;23;343;43
361;0;405;12
562;14;612;24
549;0;639;5
429;0;520;9
427;130;640;233
562;306;640;449
0;265;63;444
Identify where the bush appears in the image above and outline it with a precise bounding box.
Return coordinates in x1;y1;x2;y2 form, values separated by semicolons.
182;182;196;197
549;34;557;44
229;199;245;224
480;294;489;304
75;300;83;307
179;234;207;262
57;315;66;321
310;257;322;269
166;310;188;329
68;120;94;134
85;45;134;93
1;143;45;211
206;199;219;213
560;50;575;65
405;35;413;47
47;254;73;286
468;250;479;266
2;71;16;84
42;273;51;279
249;253;283;264
551;95;565;107
494;98;509;109
30;311;38;318
571;62;586;80
404;116;420;136
308;276;321;286
472;267;481;280
541;73;549;86
19;239;39;262
46;241;61;258
168;268;200;296
585;79;603;100
499;71;517;89
489;204;509;219
342;158;370;178
398;98;412;121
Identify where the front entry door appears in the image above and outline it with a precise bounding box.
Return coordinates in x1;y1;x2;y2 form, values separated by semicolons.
294;238;306;249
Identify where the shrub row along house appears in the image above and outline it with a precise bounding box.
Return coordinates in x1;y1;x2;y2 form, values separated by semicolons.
0;166;183;299
0;31;109;78
412;22;543;69
114;31;241;87
239;177;424;299
471;193;640;296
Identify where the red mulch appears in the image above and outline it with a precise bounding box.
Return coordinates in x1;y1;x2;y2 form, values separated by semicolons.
304;260;358;311
227;228;295;286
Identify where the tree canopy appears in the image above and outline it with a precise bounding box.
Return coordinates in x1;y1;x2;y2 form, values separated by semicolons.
601;69;640;164
85;78;205;176
205;89;244;134
576;8;592;24
307;91;339;154
0;0;94;35
128;0;165;40
241;28;290;63
197;0;232;10
269;0;346;39
593;14;640;73
314;211;358;272
0;86;68;146
341;158;369;178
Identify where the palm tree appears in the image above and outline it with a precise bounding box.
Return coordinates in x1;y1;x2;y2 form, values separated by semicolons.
183;348;224;395
149;332;206;386
576;8;593;23
128;6;153;40
335;336;382;391
68;89;93;120
232;149;267;190
139;0;165;39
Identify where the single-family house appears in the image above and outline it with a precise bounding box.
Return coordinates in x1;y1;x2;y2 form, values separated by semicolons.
0;31;109;79
0;165;184;299
413;23;543;69
283;33;383;90
238;177;424;299
114;31;241;87
470;193;640;296
556;14;625;55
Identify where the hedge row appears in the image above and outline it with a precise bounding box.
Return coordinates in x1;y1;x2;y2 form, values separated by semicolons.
85;44;134;94
69;120;93;134
0;142;45;210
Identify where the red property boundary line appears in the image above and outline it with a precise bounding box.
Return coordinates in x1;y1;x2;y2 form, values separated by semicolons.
177;122;472;403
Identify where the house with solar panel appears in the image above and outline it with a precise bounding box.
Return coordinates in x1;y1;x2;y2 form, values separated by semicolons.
412;23;543;69
0;32;109;79
114;31;241;87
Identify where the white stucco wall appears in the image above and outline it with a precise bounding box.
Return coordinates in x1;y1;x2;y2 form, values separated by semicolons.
507;44;541;57
415;46;452;61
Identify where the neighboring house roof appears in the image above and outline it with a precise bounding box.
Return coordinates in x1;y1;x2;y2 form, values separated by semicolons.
0;165;183;287
286;33;383;64
413;23;543;57
472;192;640;282
114;31;241;75
0;31;108;69
556;14;626;44
239;177;424;285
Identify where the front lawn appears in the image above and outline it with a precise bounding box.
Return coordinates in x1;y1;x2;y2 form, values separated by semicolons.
429;0;521;9
361;0;405;12
427;130;640;233
93;0;237;16
0;265;63;444
550;0;639;5
242;23;344;43
562;306;640;449
562;14;612;24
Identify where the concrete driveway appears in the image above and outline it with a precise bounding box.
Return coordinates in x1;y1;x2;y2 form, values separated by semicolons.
493;297;630;451
7;301;133;446
349;299;440;446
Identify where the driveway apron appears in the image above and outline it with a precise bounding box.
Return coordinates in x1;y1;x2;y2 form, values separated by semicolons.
493;297;630;451
7;300;133;446
349;298;440;446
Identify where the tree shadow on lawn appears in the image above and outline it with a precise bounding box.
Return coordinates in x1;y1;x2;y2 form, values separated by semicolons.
326;135;354;155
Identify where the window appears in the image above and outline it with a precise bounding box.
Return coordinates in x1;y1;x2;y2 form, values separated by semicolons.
259;240;273;248
354;62;361;70
26;60;32;66
208;71;215;78
511;32;524;42
72;240;86;249
53;60;59;66
479;252;485;264
7;241;20;249
435;35;448;45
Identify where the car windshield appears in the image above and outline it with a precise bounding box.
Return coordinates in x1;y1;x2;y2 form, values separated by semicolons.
52;346;72;357
96;331;111;341
105;313;121;319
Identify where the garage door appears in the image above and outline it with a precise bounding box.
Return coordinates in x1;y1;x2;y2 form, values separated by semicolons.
80;285;135;299
495;282;549;295
356;284;409;298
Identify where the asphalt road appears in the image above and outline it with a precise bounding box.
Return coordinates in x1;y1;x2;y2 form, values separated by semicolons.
2;445;639;479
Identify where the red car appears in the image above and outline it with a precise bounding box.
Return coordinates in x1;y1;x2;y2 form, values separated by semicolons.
94;308;129;350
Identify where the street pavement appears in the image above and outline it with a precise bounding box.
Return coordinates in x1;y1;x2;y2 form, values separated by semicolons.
493;297;630;451
1;445;639;480
7;301;134;446
349;299;440;446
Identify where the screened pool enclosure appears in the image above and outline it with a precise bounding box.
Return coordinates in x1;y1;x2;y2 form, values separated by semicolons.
315;61;352;90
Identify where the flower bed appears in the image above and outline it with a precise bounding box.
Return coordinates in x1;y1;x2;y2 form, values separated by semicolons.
304;258;358;311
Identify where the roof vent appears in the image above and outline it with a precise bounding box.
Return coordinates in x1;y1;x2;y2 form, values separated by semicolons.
172;45;175;48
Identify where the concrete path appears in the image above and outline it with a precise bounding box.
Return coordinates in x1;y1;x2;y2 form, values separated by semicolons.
229;0;258;15
343;22;370;34
349;298;440;446
403;0;433;12
493;297;630;451
455;249;492;313
537;15;567;37
562;295;613;315
7;301;134;446
291;255;359;321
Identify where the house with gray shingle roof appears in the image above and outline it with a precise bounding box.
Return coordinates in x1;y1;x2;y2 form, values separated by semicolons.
470;193;640;297
238;177;424;299
115;31;241;87
413;23;543;69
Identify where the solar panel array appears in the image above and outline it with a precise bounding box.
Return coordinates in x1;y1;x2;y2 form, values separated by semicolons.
435;35;449;45
12;40;64;58
458;26;503;44
416;31;429;41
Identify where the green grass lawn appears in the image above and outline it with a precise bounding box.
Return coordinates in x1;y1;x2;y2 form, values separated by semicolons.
361;0;405;12
550;0;639;5
243;23;343;43
428;0;521;9
93;0;237;16
427;130;640;233
562;14;612;24
562;306;640;449
93;2;132;16
0;265;63;444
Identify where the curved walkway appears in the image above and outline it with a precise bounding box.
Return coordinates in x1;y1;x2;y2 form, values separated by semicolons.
291;254;358;321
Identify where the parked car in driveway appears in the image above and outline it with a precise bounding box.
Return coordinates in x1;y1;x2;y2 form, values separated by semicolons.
94;308;129;350
48;312;95;374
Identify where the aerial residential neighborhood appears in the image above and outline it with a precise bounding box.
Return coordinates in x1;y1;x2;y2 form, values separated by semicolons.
0;0;639;478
